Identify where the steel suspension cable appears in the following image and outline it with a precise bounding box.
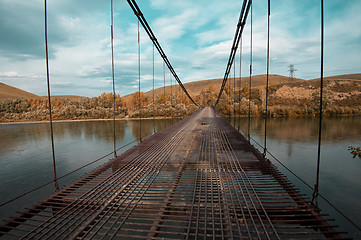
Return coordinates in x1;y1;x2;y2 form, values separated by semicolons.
263;0;270;157
175;77;177;115
228;69;231;117
312;0;324;207
44;0;59;192
233;57;236;126
247;2;253;142
238;37;242;131
138;20;142;142
214;0;251;106
170;70;173;121
163;61;165;97
111;0;117;158
152;44;155;133
163;61;166;124
126;0;197;106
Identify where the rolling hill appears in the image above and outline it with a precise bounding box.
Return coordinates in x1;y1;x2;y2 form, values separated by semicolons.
0;82;88;101
145;74;308;99
0;82;40;100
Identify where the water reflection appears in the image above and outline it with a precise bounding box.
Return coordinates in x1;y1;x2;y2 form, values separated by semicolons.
233;116;361;143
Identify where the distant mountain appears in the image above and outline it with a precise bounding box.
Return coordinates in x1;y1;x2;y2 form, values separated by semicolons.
0;82;40;100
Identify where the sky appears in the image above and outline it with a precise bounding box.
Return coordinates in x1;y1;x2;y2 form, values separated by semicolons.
0;0;360;97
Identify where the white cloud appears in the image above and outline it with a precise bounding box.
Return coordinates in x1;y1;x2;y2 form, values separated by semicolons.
100;79;112;83
0;71;18;77
153;9;199;42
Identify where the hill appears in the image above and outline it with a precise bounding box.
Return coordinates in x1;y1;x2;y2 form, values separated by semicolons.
143;73;361;115
144;73;361;99
311;73;361;82
0;82;40;100
0;82;88;101
144;74;307;99
40;95;88;101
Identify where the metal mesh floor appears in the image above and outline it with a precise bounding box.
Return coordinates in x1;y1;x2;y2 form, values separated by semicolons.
0;108;348;239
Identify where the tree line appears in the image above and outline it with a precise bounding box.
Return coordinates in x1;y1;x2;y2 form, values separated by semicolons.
0;91;198;122
1;84;360;122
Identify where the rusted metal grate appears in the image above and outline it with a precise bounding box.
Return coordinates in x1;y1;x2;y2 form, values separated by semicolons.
0;108;348;239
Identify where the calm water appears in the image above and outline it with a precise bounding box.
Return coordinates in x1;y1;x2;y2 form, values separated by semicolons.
0;116;360;237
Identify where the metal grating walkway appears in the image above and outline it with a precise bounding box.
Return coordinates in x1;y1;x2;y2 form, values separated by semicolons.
0;108;348;239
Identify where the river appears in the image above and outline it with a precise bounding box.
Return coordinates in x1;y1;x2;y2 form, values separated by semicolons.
0;116;360;237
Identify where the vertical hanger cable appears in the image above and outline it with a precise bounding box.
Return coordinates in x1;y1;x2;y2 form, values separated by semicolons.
138;20;142;142
44;0;59;192
312;0;325;207
263;0;270;157
248;2;253;141
111;0;117;157
238;37;242;131
153;44;155;133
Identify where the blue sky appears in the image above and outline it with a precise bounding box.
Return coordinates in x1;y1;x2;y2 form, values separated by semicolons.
0;0;360;97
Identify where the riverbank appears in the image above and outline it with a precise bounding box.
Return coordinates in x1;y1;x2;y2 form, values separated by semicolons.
0;116;184;125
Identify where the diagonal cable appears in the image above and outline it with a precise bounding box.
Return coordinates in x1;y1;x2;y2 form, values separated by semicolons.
214;0;252;106
127;0;198;106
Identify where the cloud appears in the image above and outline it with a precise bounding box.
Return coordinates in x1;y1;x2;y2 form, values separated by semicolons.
0;71;18;77
153;10;197;41
0;1;44;59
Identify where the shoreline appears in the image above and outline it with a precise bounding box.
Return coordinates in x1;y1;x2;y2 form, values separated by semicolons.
0;117;181;125
1;114;359;125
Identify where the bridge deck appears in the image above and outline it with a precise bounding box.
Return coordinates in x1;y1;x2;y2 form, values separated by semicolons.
0;108;348;239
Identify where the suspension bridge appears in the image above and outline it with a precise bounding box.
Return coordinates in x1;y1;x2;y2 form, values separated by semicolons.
0;0;359;239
